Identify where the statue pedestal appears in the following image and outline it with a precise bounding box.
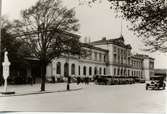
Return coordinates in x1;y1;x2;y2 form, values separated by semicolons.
1;91;15;95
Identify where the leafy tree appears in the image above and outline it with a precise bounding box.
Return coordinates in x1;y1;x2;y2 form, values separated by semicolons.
111;0;167;52
13;0;80;91
82;0;167;52
0;18;31;84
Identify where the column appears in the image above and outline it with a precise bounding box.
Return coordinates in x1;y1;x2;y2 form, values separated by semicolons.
61;62;64;77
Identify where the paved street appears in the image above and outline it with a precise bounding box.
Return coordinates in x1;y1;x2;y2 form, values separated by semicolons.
0;83;166;113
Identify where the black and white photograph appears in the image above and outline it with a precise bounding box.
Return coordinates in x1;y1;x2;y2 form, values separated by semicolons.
0;0;166;113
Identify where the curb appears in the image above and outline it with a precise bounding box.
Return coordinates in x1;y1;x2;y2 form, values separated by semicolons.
0;88;83;97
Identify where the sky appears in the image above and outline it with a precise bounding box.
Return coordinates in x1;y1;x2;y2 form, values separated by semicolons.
2;0;167;69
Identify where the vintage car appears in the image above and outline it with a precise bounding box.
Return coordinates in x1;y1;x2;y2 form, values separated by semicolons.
146;76;166;90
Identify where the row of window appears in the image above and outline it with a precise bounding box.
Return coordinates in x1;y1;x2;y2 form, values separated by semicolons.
131;70;142;77
93;52;106;62
56;62;106;76
113;54;143;67
81;49;107;62
131;60;142;68
113;54;130;64
149;62;154;69
113;68;143;77
113;46;131;56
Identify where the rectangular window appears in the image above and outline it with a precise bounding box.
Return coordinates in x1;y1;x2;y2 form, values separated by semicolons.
114;54;117;63
104;68;106;75
99;53;102;61
118;48;120;54
121;50;123;55
118;56;120;63
121;57;123;64
94;52;97;61
78;66;80;75
114;68;116;75
114;46;116;52
89;53;92;60
104;55;106;62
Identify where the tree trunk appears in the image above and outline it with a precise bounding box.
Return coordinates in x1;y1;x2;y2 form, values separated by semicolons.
41;61;46;91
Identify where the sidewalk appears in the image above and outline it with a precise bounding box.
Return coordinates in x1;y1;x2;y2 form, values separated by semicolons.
0;82;87;97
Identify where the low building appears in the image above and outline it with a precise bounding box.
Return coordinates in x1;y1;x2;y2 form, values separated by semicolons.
154;69;167;81
46;34;155;82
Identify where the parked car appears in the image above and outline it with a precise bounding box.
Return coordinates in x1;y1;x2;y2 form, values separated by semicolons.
146;76;166;90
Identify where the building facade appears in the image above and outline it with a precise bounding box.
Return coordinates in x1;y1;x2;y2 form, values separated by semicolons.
154;69;167;81
46;35;155;81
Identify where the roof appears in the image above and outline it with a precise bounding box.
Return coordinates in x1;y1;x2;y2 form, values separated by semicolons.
91;36;132;49
131;55;144;60
133;54;154;60
56;29;81;38
81;43;109;52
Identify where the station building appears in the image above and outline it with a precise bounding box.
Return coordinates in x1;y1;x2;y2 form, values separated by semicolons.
46;34;155;81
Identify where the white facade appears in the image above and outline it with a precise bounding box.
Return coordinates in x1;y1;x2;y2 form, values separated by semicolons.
46;36;155;81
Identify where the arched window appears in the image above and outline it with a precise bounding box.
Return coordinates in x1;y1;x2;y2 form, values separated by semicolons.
56;62;61;74
132;71;133;76
83;66;86;75
64;63;69;77
124;69;126;76
117;69;119;75
71;64;75;75
114;68;116;75
120;69;123;75
89;67;92;75
78;66;80;75
104;68;106;75
94;67;97;75
99;67;102;75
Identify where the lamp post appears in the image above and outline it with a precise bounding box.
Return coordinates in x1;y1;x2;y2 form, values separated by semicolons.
66;48;70;91
65;39;70;91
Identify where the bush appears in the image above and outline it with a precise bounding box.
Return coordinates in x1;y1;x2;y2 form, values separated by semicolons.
14;76;26;84
51;76;56;83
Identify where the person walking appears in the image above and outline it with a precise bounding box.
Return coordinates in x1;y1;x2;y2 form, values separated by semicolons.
77;77;81;85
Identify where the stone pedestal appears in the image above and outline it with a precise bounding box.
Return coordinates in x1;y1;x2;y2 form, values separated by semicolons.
1;91;15;95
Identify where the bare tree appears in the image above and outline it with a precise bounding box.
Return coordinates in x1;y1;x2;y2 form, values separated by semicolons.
13;0;80;91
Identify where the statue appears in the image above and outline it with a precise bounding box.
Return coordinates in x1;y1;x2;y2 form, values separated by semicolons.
1;51;14;94
4;51;9;63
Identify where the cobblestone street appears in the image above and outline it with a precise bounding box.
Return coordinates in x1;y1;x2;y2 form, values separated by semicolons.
0;83;166;113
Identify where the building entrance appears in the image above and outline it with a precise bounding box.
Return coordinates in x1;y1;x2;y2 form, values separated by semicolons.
64;63;69;77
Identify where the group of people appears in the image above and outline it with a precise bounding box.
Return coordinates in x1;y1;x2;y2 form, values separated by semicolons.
76;77;90;85
94;76;135;85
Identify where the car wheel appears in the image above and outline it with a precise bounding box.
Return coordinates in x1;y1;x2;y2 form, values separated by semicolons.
146;85;148;90
163;85;165;90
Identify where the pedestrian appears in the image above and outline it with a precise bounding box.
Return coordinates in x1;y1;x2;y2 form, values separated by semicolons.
87;77;89;84
84;77;86;85
77;77;80;85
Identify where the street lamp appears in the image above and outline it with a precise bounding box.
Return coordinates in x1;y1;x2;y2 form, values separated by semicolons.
66;52;70;91
66;39;71;91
